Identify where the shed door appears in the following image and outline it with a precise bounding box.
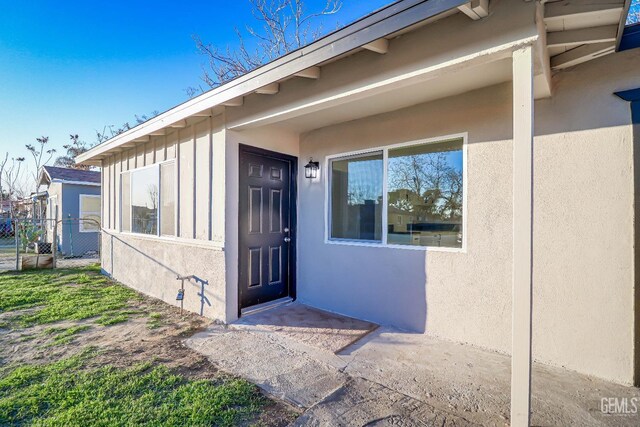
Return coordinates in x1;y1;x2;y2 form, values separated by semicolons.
238;147;294;310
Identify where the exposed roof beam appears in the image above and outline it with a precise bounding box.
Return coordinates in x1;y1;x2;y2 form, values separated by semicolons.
132;136;150;142
362;38;389;54
534;1;552;99
222;97;244;107
149;129;166;136
255;83;280;95
545;1;624;24
458;0;489;20
547;24;617;47
550;42;615;69
294;66;321;79
168;120;187;128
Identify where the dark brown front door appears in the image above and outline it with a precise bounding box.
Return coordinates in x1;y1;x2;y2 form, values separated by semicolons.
239;145;296;310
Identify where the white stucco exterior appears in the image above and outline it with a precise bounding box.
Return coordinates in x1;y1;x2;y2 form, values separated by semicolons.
89;0;639;386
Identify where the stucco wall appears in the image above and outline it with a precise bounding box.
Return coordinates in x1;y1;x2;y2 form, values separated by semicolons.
101;232;226;319
297;49;639;384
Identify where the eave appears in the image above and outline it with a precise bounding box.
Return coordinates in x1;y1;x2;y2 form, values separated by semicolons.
76;0;470;165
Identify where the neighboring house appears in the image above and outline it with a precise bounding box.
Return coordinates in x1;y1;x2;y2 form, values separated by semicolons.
77;1;640;421
39;166;101;256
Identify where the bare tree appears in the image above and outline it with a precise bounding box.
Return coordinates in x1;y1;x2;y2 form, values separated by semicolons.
96;111;161;144
26;136;56;191
0;153;8;201
3;157;25;216
388;152;463;220
54;134;93;170
190;0;341;93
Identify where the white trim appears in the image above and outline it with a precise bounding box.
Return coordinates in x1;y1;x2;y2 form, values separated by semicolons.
324;132;468;253
51;179;101;187
103;229;224;250
382;148;389;245
79;194;101;233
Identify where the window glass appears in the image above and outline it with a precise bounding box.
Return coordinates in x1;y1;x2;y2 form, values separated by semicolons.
387;139;463;248
79;195;101;232
131;167;158;235
160;162;175;236
121;173;131;232
331;152;383;241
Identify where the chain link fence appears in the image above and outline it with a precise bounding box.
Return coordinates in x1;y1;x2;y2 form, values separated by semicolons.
0;218;16;272
0;218;101;272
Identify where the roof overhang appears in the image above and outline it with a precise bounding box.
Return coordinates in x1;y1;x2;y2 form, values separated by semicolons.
38;168;52;187
76;0;470;165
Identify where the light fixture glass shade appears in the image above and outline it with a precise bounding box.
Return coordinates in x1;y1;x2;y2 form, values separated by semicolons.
305;159;319;179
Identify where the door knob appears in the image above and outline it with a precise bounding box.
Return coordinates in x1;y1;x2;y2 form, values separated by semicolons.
284;237;291;242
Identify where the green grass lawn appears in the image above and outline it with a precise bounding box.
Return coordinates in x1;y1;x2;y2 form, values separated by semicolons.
0;351;264;427
0;265;139;330
0;266;280;426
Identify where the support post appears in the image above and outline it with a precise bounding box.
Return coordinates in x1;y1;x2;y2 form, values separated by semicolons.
511;44;534;427
14;220;19;271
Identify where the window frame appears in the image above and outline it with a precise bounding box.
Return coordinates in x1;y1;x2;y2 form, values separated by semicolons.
119;159;177;238
47;195;58;221
78;194;101;233
324;132;467;252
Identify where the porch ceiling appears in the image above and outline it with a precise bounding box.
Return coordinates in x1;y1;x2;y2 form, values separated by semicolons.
231;58;512;134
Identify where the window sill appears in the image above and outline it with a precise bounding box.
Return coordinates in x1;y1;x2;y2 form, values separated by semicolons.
102;229;225;251
325;239;466;253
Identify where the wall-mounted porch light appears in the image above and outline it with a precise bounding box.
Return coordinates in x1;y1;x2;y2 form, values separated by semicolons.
305;158;319;179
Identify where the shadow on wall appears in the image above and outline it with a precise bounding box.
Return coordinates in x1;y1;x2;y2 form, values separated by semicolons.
102;231;218;314
300;243;429;333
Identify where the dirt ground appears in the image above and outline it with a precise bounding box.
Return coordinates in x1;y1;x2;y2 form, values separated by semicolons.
0;291;298;426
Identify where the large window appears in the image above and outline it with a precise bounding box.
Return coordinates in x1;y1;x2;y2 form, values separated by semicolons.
329;136;464;249
79;195;101;232
121;161;175;236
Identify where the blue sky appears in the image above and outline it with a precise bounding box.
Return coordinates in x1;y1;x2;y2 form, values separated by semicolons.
628;0;640;25
0;0;392;166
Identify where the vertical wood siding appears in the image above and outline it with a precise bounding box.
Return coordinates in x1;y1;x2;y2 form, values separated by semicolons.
103;118;221;242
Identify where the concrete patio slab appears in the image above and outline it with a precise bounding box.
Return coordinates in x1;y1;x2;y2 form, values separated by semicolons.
185;304;640;426
341;328;640;426
293;377;476;427
186;325;349;408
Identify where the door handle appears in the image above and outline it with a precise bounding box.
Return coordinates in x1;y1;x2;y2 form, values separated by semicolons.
284;237;291;243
